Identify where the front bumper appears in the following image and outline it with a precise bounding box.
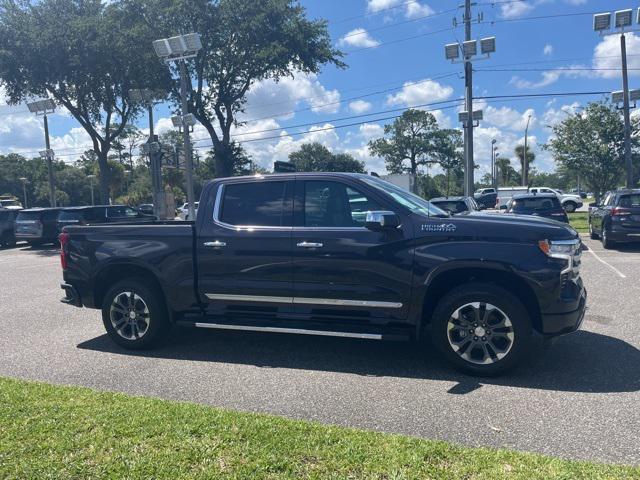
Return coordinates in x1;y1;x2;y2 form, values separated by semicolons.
60;283;83;308
540;287;587;336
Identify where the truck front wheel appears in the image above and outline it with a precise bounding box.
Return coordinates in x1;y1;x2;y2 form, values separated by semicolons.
101;278;170;350
430;283;532;376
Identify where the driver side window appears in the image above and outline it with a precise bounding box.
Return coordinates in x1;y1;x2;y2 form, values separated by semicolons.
303;181;381;227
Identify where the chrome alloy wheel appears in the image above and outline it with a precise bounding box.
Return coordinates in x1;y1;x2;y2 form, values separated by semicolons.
447;302;515;365
109;291;150;340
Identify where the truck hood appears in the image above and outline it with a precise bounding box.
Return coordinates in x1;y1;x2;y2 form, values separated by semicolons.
413;211;578;242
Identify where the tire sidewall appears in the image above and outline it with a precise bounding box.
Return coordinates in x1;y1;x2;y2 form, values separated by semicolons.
564;202;576;213
101;278;169;350
430;284;532;376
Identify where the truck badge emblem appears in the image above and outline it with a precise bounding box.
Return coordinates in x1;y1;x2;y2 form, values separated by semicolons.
421;223;457;232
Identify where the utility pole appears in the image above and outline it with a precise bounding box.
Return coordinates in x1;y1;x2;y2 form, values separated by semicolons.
620;33;633;189
88;175;95;206
522;114;532;187
464;0;474;196
27;99;57;207
19;177;28;209
491;139;496;189
179;60;197;222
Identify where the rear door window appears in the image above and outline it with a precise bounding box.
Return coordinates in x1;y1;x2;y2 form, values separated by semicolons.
219;181;290;227
618;194;640;208
512;197;560;211
16;211;41;222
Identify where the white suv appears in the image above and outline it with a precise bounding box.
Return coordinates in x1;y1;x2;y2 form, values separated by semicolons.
528;187;583;213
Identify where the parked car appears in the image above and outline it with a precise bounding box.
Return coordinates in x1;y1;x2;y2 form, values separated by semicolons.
15;208;63;244
60;173;586;376
589;189;640;249
429;196;480;215
570;189;588;199
495;186;529;209
57;205;157;233
505;193;569;223
177;202;199;221
0;197;23;210
138;204;154;215
528;187;583;213
0;208;17;247
473;188;498;209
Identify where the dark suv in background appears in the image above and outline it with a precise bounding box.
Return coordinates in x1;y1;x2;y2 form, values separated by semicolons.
429;196;480;215
505;194;569;223
0;209;17;247
589;189;640;249
15;208;64;245
57;205;156;232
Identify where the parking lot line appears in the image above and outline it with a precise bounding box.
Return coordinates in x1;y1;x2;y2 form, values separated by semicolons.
584;249;627;278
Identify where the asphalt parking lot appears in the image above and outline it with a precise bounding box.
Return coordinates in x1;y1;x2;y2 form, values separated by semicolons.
0;238;639;465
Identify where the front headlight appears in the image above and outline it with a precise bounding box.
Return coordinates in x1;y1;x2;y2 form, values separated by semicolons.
538;239;581;275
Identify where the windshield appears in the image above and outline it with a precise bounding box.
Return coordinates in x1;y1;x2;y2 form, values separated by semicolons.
1;199;21;207
58;210;83;221
361;176;448;217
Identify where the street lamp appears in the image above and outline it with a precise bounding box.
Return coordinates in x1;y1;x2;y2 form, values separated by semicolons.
27;98;57;207
19;177;28;209
153;33;202;221
130;88;167;219
523;113;532;187
594;9;639;188
491;139;497;189
87;174;95;206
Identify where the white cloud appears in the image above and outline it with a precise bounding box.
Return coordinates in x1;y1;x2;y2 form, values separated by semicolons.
349;100;373;114
358;123;384;139
386;79;454;107
243;73;341;119
405;1;434;19
543;44;554;56
500;1;533;19
593;32;640;79
338;28;380;49
483;106;536;132
542;102;581;128
367;0;403;13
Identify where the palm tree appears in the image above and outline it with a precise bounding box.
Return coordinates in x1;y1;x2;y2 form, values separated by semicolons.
514;144;535;186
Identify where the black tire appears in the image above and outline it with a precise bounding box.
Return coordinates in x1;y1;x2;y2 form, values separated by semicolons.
601;227;615;250
589;222;598;240
101;277;170;350
564;202;577;213
430;283;532;376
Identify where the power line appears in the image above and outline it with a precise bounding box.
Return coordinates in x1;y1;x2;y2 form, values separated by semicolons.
345;26;456;54
330;0;451;25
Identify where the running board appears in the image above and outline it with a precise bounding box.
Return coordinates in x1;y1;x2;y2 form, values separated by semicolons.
193;322;385;340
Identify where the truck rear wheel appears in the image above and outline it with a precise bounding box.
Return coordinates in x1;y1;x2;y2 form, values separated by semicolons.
430;283;532;376
101;278;170;350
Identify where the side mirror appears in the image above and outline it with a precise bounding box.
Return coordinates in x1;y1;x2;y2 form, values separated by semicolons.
365;211;400;230
588;202;597;208
499;204;507;210
477;204;487;210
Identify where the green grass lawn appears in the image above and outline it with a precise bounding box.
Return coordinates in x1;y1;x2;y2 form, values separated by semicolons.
569;212;589;233
0;377;638;479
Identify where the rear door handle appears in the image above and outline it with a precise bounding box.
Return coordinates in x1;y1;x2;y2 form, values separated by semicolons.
203;241;226;248
297;242;323;248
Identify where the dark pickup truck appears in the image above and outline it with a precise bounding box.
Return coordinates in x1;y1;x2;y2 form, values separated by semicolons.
60;173;586;375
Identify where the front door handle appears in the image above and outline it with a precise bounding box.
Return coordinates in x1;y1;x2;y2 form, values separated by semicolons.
203;241;226;248
296;241;323;248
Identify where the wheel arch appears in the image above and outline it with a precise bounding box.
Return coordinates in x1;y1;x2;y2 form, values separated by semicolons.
417;266;542;338
93;263;170;320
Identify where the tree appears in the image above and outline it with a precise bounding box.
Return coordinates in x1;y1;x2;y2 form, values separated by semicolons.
368;109;460;175
0;0;171;203
514;144;535;186
134;0;344;178
288;143;365;173
545;102;639;202
495;157;520;187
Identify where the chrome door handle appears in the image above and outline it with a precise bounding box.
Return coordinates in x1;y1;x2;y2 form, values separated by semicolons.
203;241;226;248
297;242;323;248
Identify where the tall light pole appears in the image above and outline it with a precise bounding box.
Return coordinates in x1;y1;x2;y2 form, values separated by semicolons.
27;99;57;207
491;139;496;188
444;5;496;196
522;114;532;187
594;9;638;188
19;177;28;209
153;33;202;221
131;88;166;219
87;174;95;206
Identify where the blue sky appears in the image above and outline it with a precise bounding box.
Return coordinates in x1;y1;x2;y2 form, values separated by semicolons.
1;0;639;178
